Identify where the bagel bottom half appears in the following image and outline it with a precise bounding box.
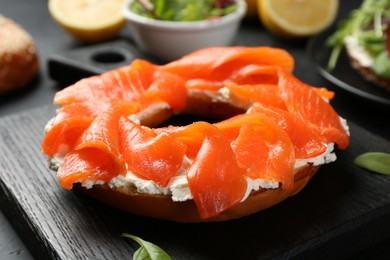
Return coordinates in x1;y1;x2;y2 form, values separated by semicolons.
77;164;320;223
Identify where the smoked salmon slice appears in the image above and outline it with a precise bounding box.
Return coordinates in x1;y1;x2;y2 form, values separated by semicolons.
184;79;226;91
119;116;186;188
227;64;280;86
230;123;269;180
42;102;102;157
53;59;187;111
42;118;93;158
215;114;295;191
163;124;208;160
156;122;249;218
278;69;350;149
249;103;327;159
53;60;154;105
57;102;137;189
53;68;130;106
227;83;287;110
57;148;122;190
161;46;294;81
313;87;335;100
141;70;186;110
185;122;248;220
184;65;281;91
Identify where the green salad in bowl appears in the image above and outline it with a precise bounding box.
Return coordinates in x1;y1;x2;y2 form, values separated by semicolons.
129;0;239;21
122;0;246;61
327;0;390;91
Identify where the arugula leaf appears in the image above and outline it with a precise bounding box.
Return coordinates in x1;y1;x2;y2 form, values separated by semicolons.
359;30;386;56
209;4;238;17
123;233;172;260
130;0;237;21
326;0;390;71
354;152;390;175
373;51;390;78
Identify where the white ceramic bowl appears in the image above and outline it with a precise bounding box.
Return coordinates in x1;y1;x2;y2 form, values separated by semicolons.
122;0;247;62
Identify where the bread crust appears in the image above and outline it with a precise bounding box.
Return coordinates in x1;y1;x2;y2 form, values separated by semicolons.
77;164;320;222
0;15;39;94
181;89;247;120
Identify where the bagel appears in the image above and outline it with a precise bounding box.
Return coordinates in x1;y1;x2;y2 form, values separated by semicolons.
42;46;350;222
78;164;320;222
0;15;39;94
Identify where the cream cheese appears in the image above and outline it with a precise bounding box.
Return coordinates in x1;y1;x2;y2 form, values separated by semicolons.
345;35;373;67
294;143;336;169
108;157;193;202
49;141;337;202
86;142;336;202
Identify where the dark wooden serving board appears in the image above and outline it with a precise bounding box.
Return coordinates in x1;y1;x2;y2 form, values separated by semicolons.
1;105;390;260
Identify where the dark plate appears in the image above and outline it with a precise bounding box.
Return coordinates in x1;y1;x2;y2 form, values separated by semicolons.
307;27;390;106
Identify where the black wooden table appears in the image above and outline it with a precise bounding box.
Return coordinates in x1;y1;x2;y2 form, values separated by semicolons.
1;0;390;259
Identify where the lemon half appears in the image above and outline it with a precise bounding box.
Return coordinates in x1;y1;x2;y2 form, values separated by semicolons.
48;0;126;43
258;0;339;38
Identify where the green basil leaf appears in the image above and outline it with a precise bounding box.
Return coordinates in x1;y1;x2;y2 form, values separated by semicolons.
373;51;390;78
130;1;155;18
359;31;386;56
363;41;386;56
210;4;238;17
354;152;390;175
123;233;172;260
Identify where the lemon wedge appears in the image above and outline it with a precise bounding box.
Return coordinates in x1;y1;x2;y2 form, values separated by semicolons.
48;0;126;43
258;0;338;38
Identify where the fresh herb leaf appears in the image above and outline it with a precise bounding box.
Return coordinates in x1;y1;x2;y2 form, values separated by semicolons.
373;51;390;78
354;152;390;175
130;0;237;21
326;0;390;71
359;30;386;56
209;4;238;17
123;233;172;260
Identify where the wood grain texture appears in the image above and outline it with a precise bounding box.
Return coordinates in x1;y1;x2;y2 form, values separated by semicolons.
1;105;390;259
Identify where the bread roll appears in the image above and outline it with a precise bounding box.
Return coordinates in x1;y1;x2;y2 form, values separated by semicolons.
0;15;39;94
